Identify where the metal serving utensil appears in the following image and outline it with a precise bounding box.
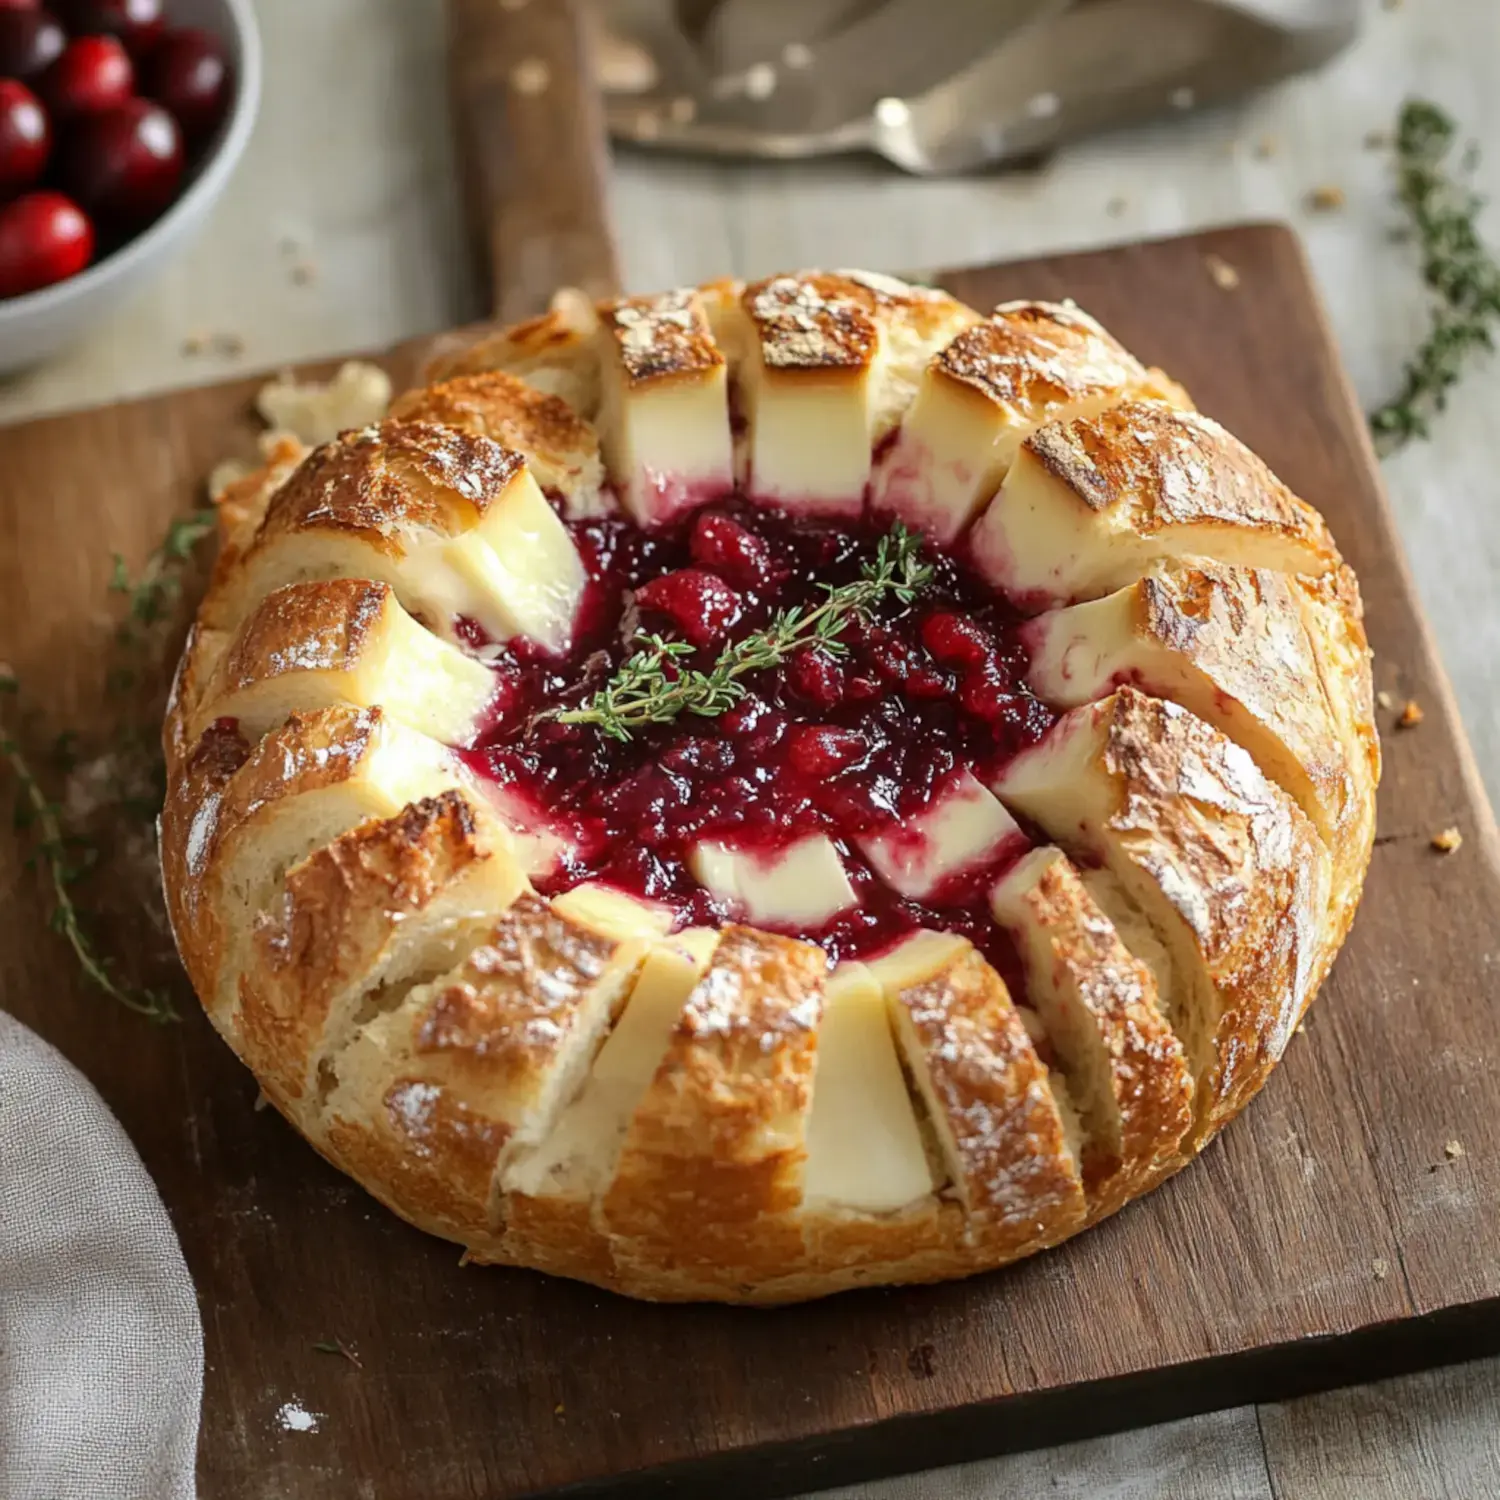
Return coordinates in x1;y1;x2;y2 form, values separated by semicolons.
597;0;1361;174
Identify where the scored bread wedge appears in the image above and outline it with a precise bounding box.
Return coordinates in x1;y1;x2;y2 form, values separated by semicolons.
192;578;499;748
160;705;483;1020
235;791;525;1122
731;271;975;518
601;926;827;1298
390;371;608;519
318;893;650;1250
221;420;586;655
992;687;1331;1143
969;401;1340;609
418;288;604;414
991;846;1194;1214
500;928;719;1288
1022;557;1367;877
594;288;736;528
870;301;1188;545
866;931;1088;1255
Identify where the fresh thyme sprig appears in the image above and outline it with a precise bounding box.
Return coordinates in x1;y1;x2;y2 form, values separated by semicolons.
1371;99;1500;450
0;670;177;1023
108;508;219;693
556;523;934;742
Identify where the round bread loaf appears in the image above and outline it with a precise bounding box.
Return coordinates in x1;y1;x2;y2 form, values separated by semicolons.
161;273;1379;1303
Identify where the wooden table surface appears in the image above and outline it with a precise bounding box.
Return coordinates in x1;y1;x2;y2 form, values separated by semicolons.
1;0;1496;1494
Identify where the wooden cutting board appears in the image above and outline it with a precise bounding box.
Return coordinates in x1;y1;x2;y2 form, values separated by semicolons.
2;224;1499;1500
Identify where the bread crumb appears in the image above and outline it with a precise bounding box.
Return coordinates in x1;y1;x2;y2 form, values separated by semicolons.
511;58;550;96
744;63;777;101
1431;827;1463;854
1372;1257;1389;1280
207;457;254;500
275;1399;321;1434
253;1090;271;1112
1398;698;1424;727
554;1402;566;1415
1205;254;1240;290
1253;136;1277;160
1445;1139;1465;1160
783;42;812;69
256;361;392;447
1308;185;1346;212
1376;689;1394;710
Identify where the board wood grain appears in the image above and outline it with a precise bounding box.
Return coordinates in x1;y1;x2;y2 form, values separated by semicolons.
1;224;1497;1500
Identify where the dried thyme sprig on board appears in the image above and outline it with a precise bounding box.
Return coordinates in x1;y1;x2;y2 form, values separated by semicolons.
556;523;934;742
0;670;177;1023
1371;99;1500;450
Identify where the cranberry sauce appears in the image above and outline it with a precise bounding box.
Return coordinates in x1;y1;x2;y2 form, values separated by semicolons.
460;502;1055;967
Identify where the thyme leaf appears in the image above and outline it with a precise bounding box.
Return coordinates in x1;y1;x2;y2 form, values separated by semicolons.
1371;99;1500;450
555;523;933;742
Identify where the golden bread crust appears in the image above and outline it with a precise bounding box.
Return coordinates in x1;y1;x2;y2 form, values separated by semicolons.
160;272;1377;1302
991;847;1193;1215
1026;401;1337;562
936;300;1177;416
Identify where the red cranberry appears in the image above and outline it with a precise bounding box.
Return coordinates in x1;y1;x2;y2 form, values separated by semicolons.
0;0;42;10
866;635;916;684
0;8;65;77
60;0;163;55
0;190;93;297
786;648;845;708
42;35;135;119
846;675;882;702
634;568;743;650
62;97;182;226
688;511;775;591
0;78;49;194
144;27;230;141
959;663;1018;723
717;697;770;738
922;610;993;667
785;725;866;779
904;667;952;700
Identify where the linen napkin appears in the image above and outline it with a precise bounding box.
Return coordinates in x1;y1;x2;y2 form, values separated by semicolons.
0;1009;201;1500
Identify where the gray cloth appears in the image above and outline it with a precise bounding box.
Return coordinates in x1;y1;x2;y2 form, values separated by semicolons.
0;1010;201;1500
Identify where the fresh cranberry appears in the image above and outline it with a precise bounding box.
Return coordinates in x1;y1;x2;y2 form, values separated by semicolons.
634;568;742;649
688;510;775;591
0;8;65;76
42;34;135;119
144;26;230;141
0;1;41;10
62;97;182;226
60;0;163;54
785;725;866;779
0;78;49;194
846;675;882;701
0;189;92;297
922;610;993;667
786;647;845;708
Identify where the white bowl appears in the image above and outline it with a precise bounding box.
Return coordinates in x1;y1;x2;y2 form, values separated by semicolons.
0;0;261;375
